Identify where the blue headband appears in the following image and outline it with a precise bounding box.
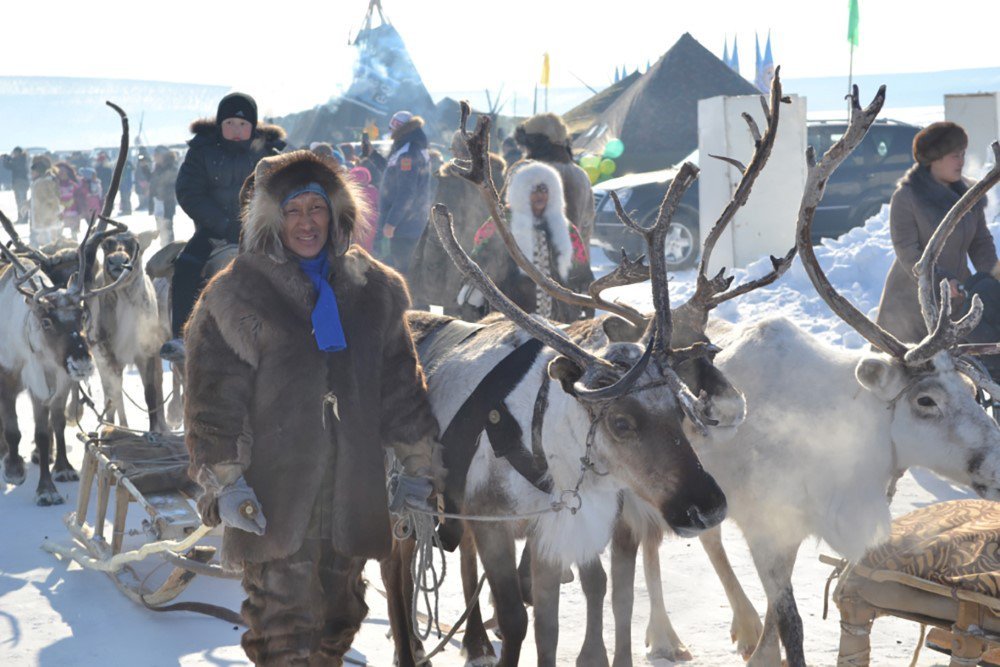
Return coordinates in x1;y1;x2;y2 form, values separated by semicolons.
281;182;332;210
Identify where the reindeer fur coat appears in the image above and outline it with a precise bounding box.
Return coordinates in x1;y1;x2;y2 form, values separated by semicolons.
184;151;440;566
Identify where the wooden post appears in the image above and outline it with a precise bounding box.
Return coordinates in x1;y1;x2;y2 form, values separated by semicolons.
75;448;98;527
93;469;112;542
836;591;876;667
111;483;131;555
950;600;986;667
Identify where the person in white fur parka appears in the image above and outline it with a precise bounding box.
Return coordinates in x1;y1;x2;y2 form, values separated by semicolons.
458;161;593;323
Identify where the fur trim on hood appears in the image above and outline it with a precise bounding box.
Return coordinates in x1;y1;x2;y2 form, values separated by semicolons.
506;161;573;281
390;117;425;142
189;117;287;144
239;150;369;262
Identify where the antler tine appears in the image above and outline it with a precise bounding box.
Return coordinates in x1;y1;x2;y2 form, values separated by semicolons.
99;101;130;228
684;68;785;319
906;282;985;364
0;208;50;267
913;141;1000;335
457;110;649;328
71;214;98;296
705;246;797;309
0;240;45;298
955;357;1000;400
795;84;909;359
432;204;611;371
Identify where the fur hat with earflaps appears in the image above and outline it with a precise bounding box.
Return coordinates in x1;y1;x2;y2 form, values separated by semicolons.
913;121;968;166
239;150;369;261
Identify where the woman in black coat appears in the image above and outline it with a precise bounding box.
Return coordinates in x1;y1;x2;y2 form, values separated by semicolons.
160;92;286;361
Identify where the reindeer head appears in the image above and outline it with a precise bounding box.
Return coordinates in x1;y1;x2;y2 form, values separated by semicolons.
797;85;1000;500
98;228;156;281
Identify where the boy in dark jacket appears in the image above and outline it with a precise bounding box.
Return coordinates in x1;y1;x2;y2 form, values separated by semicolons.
160;92;286;361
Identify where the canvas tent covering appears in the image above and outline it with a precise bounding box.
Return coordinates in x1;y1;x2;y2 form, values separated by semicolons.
275;1;437;146
572;33;759;174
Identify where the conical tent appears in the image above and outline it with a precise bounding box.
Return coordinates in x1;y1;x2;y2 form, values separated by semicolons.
573;33;759;174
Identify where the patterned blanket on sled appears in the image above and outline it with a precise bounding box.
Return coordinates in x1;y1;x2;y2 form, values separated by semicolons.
860;499;1000;599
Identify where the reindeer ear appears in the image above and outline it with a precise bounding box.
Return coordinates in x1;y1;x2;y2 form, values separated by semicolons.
137;230;158;252
548;356;583;395
602;316;643;342
855;356;901;399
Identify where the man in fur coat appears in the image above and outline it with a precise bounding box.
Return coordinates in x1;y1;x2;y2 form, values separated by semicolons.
510;112;595;252
876;121;1000;344
407;130;506;315
184;150;443;665
458;161;593;323
161;92;287;362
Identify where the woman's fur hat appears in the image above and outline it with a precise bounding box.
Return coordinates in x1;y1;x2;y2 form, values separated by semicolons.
913;121;968;165
240;150;369;261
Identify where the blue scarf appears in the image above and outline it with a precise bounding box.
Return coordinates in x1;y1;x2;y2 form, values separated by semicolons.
298;254;347;352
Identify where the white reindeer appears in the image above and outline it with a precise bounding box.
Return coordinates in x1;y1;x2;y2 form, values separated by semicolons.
86;220;170;431
603;88;1000;667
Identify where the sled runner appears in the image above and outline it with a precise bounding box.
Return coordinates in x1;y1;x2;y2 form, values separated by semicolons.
42;425;238;608
824;500;1000;667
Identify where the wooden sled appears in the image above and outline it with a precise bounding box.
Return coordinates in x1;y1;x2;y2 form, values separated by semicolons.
42;425;239;608
824;499;1000;667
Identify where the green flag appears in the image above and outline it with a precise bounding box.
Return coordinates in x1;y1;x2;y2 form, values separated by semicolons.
848;0;860;46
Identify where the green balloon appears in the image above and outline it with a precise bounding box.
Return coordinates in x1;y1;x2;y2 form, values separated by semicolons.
599;158;616;175
584;165;600;184
580;154;601;170
603;139;625;159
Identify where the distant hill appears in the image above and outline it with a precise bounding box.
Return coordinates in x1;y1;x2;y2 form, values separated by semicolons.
0;76;230;151
783;67;1000;111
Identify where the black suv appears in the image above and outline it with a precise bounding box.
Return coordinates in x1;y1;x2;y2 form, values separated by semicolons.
591;119;919;268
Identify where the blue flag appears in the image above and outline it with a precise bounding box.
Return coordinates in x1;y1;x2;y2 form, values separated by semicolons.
723;37;730;68
730;36;740;74
754;31;774;93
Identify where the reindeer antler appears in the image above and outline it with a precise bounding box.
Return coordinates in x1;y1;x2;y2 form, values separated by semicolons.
675;69;796;328
99;102;130;226
794;84;909;359
0;208;52;268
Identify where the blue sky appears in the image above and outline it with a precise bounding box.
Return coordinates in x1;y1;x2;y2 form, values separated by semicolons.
3;0;997;115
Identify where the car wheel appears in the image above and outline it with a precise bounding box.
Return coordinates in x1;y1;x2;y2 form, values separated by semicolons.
644;209;699;269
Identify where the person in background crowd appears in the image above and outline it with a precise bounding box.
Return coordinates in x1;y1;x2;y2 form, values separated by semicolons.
69;151;91;172
76;167;104;221
339;142;358;167
511;112;595;252
150;147;179;244
183;149;442;666
54;161;84;239
28;155;62;246
349;165;378;252
118;155;134;215
94;151;113;197
160;92;286;362
458;161;592;323
408;130;506;316
501;136;522;169
2;147;29;223
358;131;386;187
310;142;334;159
135;152;153;212
376;110;431;278
877;121;1000;354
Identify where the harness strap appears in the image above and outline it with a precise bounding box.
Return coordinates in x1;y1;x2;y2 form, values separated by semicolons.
437;338;549;550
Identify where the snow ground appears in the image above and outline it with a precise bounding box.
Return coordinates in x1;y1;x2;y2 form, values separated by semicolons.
0;187;992;666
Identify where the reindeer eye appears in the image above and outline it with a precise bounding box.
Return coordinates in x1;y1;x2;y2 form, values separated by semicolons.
40;317;54;332
917;396;937;408
609;414;637;436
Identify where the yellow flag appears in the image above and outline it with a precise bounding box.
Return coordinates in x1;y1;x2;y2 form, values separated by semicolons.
540;52;550;87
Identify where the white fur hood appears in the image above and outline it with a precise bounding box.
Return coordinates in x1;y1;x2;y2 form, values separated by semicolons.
506;161;573;281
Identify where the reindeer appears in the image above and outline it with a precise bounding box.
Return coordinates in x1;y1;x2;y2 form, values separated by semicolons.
0;216;130;505
598;87;1000;667
382;108;750;667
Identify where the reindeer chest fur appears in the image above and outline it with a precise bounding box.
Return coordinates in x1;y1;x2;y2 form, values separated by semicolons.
95;274;164;363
